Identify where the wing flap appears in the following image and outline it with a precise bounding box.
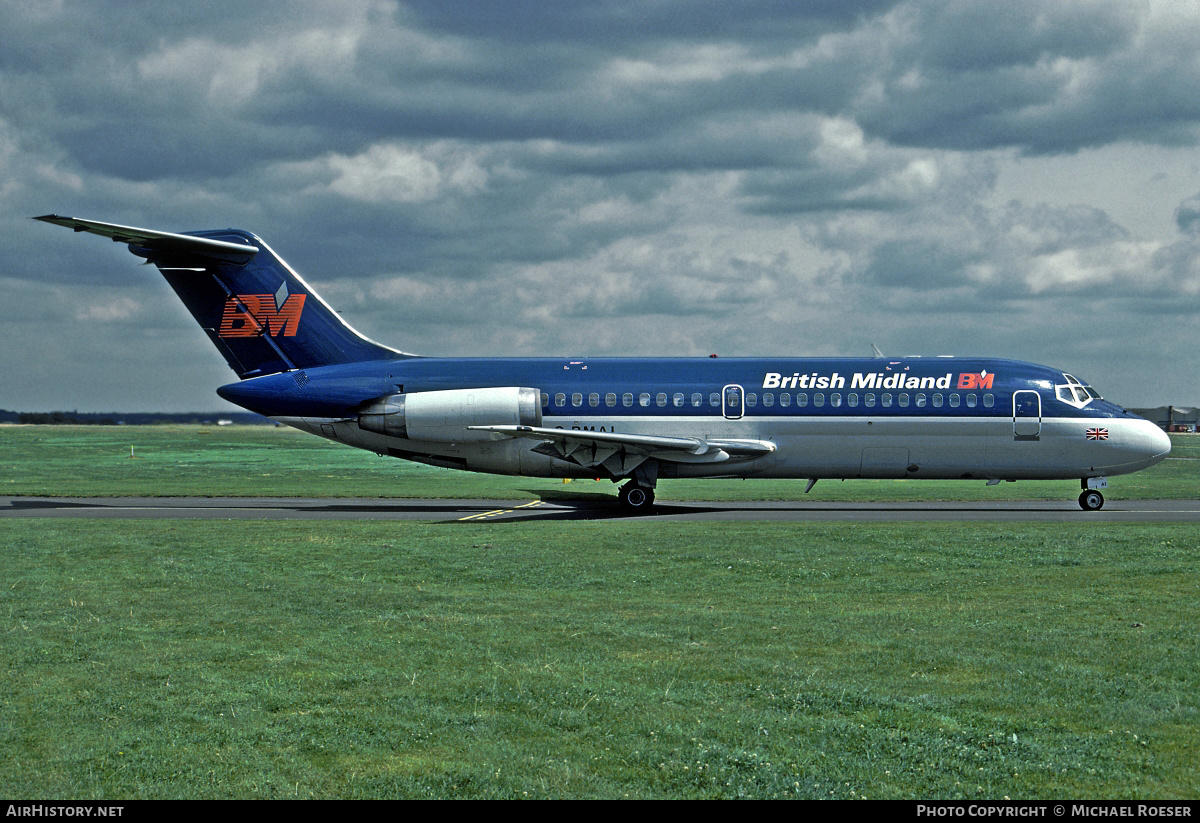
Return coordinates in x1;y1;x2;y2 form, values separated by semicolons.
470;424;775;472
472;424;706;453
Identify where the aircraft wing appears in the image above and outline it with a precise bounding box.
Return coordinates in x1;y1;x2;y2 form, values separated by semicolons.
34;215;258;261
469;424;775;476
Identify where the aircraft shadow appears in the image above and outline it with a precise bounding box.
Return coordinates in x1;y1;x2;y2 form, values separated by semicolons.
529;488;617;503
469;495;1083;523
8;499;108;509
463;489;726;522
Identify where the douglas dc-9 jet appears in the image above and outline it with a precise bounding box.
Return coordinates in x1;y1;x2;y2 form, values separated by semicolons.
36;215;1171;511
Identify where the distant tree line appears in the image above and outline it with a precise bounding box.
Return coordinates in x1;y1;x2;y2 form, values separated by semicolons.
15;411;117;425
0;409;271;425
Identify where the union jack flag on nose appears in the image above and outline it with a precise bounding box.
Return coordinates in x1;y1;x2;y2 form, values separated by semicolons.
1085;427;1109;440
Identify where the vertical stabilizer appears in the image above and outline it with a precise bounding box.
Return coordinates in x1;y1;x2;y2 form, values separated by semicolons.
35;216;409;378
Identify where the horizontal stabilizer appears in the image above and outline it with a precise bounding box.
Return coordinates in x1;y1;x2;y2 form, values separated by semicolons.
34;215;258;262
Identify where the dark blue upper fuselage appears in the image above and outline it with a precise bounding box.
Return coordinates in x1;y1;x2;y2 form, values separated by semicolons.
217;355;1141;423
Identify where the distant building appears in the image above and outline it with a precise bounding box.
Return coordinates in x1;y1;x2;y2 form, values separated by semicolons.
1131;407;1199;432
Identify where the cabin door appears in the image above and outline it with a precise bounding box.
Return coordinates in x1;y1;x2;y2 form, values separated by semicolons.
722;384;744;420
1013;390;1041;441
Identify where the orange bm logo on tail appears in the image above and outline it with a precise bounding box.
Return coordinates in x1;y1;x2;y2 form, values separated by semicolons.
219;293;306;338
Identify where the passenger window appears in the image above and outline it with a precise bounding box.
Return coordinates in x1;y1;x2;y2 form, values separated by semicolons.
779;393;791;407
655;393;667;407
814;393;825;407
865;393;876;408
881;393;893;408
898;394;910;407
588;393;599;407
761;393;773;407
983;394;994;408
673;392;684;407
847;393;858;408
796;393;808;407
606;393;617;407
541;392;549;408
554;393;566;407
932;394;943;408
830;393;842;407
623;393;633;408
709;392;721;407
572;393;582;407
949;394;961;408
915;393;926;408
746;393;758;408
639;393;651;407
966;394;978;408
691;392;703;407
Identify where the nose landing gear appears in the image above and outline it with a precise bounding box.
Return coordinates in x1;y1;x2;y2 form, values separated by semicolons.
1079;477;1107;511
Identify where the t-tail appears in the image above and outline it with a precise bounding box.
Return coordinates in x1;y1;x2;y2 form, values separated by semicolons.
35;215;408;378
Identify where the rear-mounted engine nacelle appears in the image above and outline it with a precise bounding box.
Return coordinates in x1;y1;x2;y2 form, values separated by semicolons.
358;386;542;442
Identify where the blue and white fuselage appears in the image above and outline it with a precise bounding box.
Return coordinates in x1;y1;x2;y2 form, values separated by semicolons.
219;355;1168;487
36;216;1170;511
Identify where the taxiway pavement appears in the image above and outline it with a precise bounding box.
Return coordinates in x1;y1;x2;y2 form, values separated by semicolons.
4;496;1199;523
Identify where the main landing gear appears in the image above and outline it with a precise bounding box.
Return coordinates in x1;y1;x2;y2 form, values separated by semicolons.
618;482;655;512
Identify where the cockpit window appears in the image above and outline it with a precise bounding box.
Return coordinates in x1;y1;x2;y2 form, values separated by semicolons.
1055;374;1101;408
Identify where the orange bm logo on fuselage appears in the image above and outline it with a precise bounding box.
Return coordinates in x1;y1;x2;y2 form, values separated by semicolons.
957;372;994;390
218;293;306;338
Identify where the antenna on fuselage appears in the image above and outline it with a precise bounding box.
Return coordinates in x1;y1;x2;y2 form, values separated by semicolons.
870;343;885;358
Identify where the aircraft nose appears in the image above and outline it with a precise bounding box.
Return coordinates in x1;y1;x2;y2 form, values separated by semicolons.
1126;418;1171;470
1145;421;1172;462
1097;417;1171;475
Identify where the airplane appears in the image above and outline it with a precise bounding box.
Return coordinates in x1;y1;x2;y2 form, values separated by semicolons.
35;214;1172;512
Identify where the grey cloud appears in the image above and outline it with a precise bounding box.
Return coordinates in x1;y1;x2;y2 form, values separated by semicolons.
914;2;1136;72
1175;194;1200;236
399;0;905;45
5;0;1200;410
860;238;980;290
856;2;1200;154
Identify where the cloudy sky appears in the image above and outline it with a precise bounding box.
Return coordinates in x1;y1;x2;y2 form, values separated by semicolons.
5;0;1200;412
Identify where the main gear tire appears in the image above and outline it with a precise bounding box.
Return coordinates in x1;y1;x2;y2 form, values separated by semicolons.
618;483;655;512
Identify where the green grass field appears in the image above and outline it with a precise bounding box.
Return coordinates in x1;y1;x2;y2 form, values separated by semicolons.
3;424;1198;502
3;520;1197;799
1;426;1198;798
